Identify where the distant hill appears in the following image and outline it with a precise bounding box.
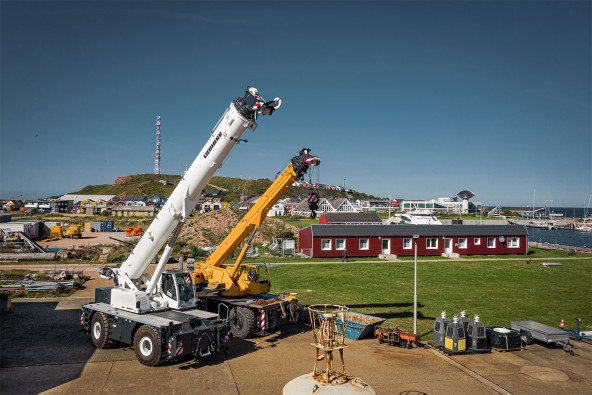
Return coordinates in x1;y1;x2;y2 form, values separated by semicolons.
70;174;381;202
74;174;182;197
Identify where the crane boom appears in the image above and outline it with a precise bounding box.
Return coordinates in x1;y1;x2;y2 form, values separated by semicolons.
192;148;320;295
105;87;281;292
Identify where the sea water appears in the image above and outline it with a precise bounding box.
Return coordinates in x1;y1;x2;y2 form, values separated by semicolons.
527;228;592;248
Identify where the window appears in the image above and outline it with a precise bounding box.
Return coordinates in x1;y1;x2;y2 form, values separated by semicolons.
446;326;454;337
359;239;369;250
508;237;520;248
487;237;496;248
426;238;438;249
335;239;346;250
162;274;177;300
321;239;332;250
457;327;465;339
403;238;412;249
458;238;467;249
474;237;481;245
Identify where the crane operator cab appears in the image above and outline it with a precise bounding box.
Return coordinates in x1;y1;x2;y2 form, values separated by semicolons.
159;271;196;310
243;264;271;295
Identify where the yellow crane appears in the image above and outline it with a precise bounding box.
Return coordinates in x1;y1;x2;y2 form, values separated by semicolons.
192;148;320;338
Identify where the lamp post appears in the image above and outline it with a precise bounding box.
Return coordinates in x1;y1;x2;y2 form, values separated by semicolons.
412;234;420;334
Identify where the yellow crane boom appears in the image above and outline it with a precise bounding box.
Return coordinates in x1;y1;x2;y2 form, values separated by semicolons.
192;148;320;296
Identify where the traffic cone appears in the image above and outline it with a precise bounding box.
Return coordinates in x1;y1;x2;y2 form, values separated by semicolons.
560;317;565;329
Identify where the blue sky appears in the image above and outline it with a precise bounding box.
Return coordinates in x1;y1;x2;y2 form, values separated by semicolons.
1;1;590;208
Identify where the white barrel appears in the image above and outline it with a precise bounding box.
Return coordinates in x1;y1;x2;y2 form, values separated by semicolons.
121;101;256;280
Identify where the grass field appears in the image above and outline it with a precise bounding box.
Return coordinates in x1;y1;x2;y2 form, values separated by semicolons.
2;249;590;339
269;256;592;338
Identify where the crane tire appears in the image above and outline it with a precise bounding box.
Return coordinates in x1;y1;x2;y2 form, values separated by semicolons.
134;325;162;366
230;307;256;339
91;312;110;349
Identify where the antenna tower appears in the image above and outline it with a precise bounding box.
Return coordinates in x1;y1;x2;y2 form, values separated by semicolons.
154;115;161;174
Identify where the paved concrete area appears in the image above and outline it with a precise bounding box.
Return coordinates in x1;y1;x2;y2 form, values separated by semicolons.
1;272;591;394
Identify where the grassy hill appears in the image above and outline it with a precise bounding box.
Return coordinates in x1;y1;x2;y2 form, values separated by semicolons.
71;174;381;202
75;174;181;197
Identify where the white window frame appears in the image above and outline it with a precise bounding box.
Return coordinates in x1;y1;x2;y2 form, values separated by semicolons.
321;239;332;251
359;239;369;250
426;238;438;249
458;238;467;249
474;237;481;246
508;237;520;248
487;237;496;248
335;239;346;250
403;238;412;250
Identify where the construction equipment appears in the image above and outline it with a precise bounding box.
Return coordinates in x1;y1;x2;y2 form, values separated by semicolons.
50;225;63;239
65;223;83;238
80;87;281;366
192;148;320;338
374;325;420;348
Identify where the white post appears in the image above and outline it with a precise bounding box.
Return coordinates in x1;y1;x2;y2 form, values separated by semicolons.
413;234;419;335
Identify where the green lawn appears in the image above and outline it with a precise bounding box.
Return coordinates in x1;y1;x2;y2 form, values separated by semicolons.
269;257;592;338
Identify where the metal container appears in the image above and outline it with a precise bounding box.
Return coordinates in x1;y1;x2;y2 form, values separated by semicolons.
336;311;385;340
467;315;488;352
100;220;114;232
432;311;450;346
443;316;467;353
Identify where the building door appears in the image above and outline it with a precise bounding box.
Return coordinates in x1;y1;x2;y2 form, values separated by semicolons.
382;239;390;254
444;238;453;254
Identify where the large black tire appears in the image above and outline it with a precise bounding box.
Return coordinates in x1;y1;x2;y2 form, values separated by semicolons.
133;325;162;366
90;312;110;348
230;307;256;339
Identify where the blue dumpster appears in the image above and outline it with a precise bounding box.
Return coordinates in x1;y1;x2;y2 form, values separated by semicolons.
337;311;386;340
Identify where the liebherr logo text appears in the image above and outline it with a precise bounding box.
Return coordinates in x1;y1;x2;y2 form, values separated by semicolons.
203;132;222;159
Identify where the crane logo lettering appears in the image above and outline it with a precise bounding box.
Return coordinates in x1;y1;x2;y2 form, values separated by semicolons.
203;132;222;159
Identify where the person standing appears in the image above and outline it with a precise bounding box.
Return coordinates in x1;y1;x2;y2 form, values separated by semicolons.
342;248;349;262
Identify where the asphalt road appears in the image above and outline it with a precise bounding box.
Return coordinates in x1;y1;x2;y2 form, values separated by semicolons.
1;270;591;394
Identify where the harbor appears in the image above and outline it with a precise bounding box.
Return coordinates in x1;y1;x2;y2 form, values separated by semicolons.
527;227;592;251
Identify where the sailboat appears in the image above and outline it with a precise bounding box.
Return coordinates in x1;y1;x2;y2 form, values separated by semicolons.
574;195;592;232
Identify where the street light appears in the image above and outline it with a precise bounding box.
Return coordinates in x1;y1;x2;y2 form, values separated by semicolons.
412;234;420;335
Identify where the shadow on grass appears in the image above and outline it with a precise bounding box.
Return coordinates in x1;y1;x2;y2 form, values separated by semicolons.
340;302;436;322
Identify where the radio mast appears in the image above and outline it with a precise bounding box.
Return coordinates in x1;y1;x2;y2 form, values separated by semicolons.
154;115;161;174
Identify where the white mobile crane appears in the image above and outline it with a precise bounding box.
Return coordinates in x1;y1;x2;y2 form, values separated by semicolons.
80;87;281;366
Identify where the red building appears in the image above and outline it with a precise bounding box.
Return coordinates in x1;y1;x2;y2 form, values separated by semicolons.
298;224;528;258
